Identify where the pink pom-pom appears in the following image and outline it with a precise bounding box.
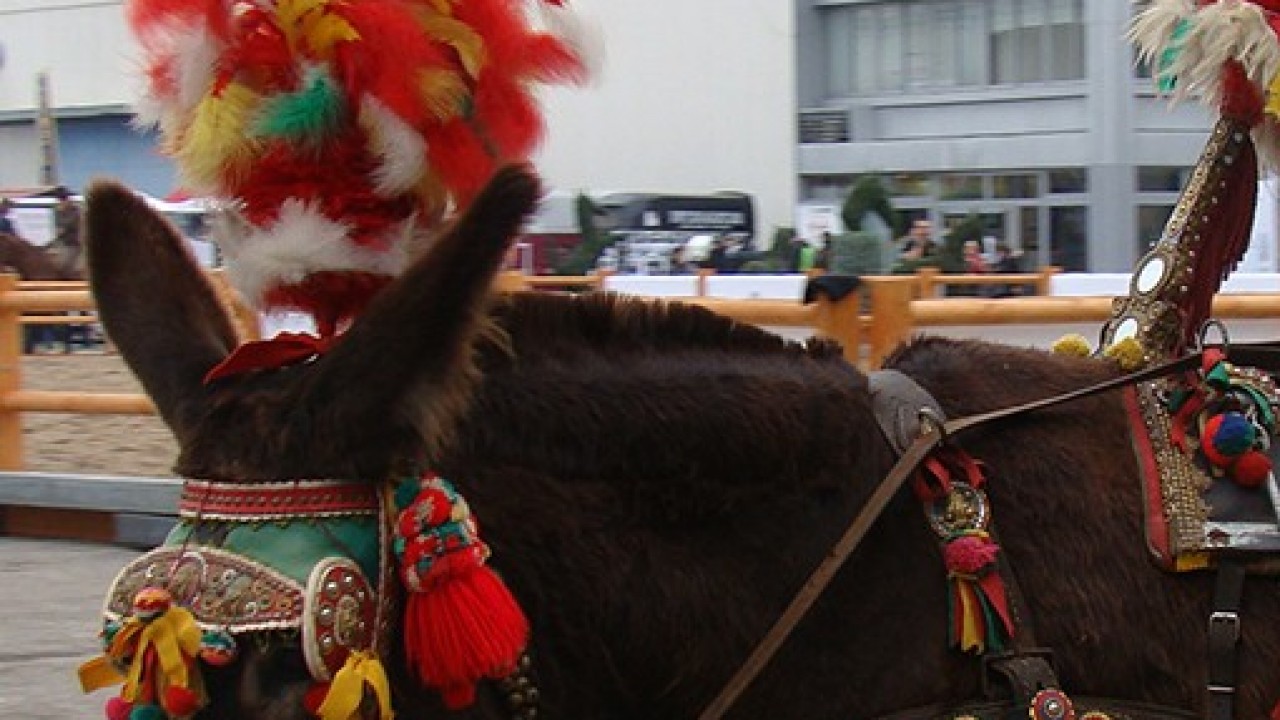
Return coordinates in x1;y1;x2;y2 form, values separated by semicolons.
943;535;999;574
105;696;132;720
163;686;200;717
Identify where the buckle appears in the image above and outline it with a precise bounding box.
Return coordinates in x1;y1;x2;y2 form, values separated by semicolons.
1209;611;1240;646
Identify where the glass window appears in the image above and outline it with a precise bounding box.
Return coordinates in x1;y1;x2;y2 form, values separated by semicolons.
1138;205;1174;257
1137;166;1190;192
852;6;879;94
993;174;1040;199
989;0;1083;84
886;173;932;197
940;174;984;200
1048;168;1088;194
1019;206;1041;263
1050;206;1089;271
905;4;932;89
879;4;904;91
991;0;1018;84
957;1;987;85
824;8;854;97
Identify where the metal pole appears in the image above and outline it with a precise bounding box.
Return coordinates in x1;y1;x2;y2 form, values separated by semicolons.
36;71;60;187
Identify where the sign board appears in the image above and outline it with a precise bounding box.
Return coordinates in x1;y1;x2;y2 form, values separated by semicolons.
794;203;843;243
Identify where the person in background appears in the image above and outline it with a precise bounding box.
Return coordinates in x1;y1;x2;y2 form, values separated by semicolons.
963;240;989;274
48;187;85;274
897;218;933;260
0;199;16;235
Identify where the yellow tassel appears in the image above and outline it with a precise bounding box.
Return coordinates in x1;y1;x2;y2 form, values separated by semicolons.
956;582;984;653
121;607;202;701
79;602;203;706
1051;333;1092;357
317;651;395;720
276;0;327;50
177;82;262;192
78;655;125;693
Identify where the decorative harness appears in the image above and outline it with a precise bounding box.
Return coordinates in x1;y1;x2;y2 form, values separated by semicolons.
79;473;541;720
698;350;1259;720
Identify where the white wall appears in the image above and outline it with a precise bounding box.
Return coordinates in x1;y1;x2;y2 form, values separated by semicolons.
0;1;137;112
534;0;798;244
0;0;799;240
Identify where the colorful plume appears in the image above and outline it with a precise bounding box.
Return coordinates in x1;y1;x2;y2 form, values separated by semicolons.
127;0;589;331
1130;0;1280;161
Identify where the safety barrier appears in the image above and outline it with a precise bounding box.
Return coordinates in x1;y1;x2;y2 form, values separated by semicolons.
2;272;1278;475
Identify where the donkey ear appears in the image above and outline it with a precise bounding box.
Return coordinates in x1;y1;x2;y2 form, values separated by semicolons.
303;164;542;456
85;180;239;437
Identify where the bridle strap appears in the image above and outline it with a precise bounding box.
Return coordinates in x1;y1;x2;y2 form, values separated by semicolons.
697;352;1203;720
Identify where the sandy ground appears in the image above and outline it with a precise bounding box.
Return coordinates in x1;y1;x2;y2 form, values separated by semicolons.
19;352;179;477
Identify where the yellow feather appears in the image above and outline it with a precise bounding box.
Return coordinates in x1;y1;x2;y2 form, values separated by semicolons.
416;172;450;228
177;82;262;191
417;69;468;120
423;0;453;16
301;12;360;57
275;0;326;51
419;13;487;78
1267;72;1280;120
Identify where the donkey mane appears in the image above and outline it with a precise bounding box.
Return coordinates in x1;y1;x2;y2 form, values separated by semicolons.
487;290;846;361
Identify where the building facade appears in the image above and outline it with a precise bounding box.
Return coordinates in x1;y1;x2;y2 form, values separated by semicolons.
793;0;1259;273
1;0;1270;272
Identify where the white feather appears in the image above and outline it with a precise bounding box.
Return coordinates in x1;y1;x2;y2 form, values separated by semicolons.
219;200;414;305
171;22;223;118
535;1;606;84
360;99;428;196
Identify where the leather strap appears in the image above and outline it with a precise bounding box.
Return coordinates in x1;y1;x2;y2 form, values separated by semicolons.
1208;561;1246;720
874;695;1203;720
697;353;1204;720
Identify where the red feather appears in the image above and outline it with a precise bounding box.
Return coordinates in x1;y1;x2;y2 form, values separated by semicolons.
339;1;460;126
428;119;500;207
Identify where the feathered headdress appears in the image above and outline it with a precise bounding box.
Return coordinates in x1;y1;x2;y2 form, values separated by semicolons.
1107;0;1279;359
128;0;587;335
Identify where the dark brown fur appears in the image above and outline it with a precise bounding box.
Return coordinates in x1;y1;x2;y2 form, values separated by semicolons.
0;231;82;280
86;165;1280;719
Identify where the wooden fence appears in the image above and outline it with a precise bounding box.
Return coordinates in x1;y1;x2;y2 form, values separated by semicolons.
2;271;1277;472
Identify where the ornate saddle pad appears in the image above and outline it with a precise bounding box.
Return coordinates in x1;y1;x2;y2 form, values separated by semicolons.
1126;365;1280;572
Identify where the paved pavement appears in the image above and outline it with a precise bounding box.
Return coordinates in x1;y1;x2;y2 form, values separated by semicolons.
0;538;141;719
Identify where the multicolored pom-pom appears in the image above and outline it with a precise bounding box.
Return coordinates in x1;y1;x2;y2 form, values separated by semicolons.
1232;450;1273;488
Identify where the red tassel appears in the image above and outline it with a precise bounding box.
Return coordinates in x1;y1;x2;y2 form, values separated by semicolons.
403;565;529;709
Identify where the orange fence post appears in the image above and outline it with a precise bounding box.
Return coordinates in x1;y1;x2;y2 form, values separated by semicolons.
863;276;917;368
812;291;863;367
696;269;714;297
0;274;22;470
916;267;940;298
1035;266;1061;296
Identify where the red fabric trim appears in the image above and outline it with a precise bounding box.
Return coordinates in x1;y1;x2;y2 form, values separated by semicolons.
204;332;335;383
1123;386;1174;570
179;479;379;519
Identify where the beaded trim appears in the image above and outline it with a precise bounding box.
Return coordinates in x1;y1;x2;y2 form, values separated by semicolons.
105;546;304;632
179;479;380;521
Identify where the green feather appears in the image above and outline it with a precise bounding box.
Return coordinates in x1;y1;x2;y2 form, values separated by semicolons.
1156;18;1192;94
254;69;345;142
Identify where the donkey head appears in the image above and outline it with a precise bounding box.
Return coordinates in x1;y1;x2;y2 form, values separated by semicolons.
84;165;541;720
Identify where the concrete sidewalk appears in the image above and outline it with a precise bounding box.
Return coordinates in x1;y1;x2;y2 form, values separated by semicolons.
0;538;141;719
